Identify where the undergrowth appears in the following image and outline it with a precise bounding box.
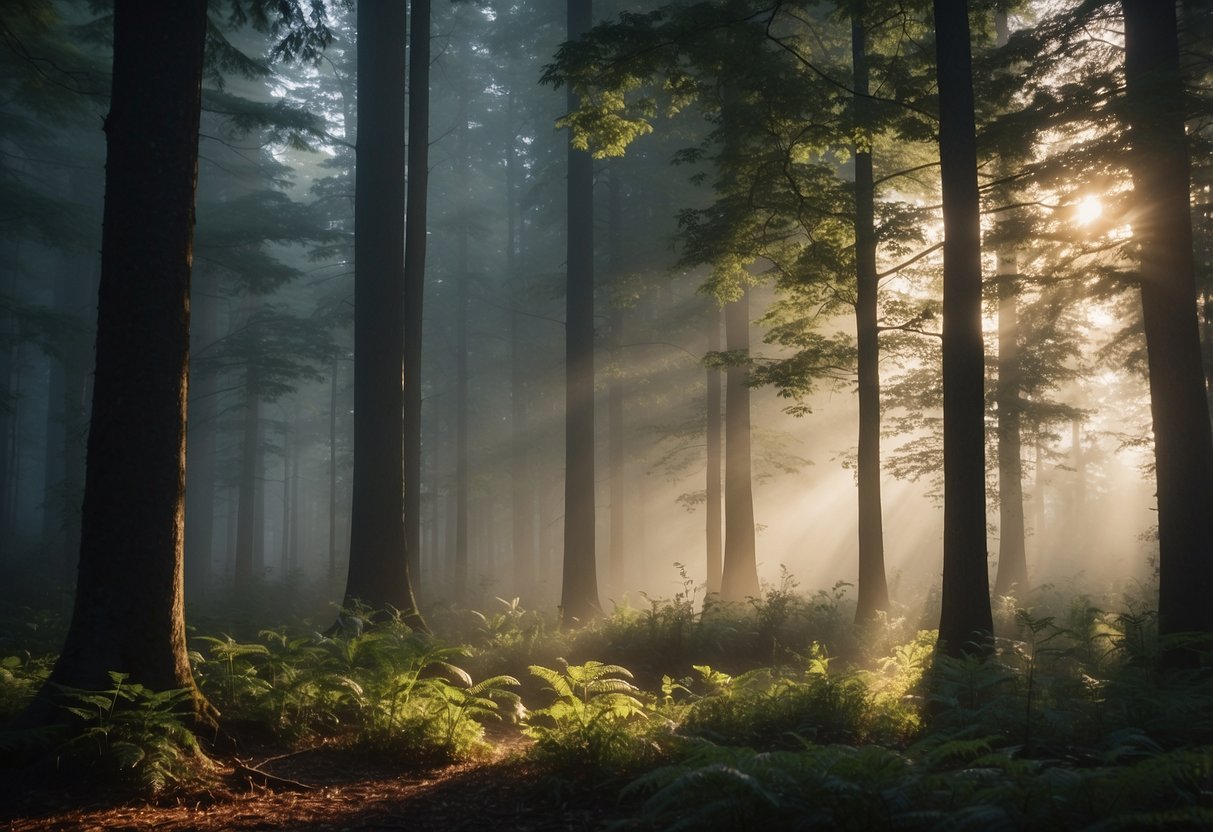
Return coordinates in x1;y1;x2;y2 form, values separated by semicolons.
2;577;1211;827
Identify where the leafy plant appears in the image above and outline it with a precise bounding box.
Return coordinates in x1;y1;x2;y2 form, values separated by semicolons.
0;651;53;721
55;672;208;793
525;659;660;772
680;643;882;749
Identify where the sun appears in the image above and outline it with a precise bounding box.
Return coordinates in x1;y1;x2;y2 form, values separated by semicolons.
1075;194;1103;225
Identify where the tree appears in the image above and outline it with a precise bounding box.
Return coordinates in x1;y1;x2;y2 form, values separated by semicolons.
404;0;431;598
705;306;723;597
720;288;760;602
990;10;1027;600
933;0;993;657
1122;0;1213;654
343;0;424;624
561;0;602;625
851;0;890;623
28;0;212;719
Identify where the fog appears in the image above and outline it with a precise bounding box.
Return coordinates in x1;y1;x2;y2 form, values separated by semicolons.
0;0;1180;630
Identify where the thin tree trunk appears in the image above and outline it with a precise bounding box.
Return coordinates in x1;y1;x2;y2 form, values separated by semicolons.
509;94;534;601
705;306;723;598
328;357;339;583
721;289;760;602
454;41;471;601
561;0;602;625
993;259;1027;598
934;0;993;657
403;0;430;598
280;416;292;580
607;161;625;595
852;4;890;623
234;370;260;593
991;10;1027;602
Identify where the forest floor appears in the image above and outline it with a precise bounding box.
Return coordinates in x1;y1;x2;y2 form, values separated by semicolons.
1;730;635;831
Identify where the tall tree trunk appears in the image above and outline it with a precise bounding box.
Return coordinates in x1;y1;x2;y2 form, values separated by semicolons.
509;92;535;602
705;306;723;597
561;0;602;625
29;0;210;721
280;416;292;580
992;255;1027;598
1033;431;1045;554
0;256;14;563
328;357;339;583
991;10;1027;602
234;370;260;593
403;0;430;599
721;289;760;602
1123;0;1213;657
607;161;625;596
933;0;993;657
453;38;472;601
852;4;890;623
344;0;423;625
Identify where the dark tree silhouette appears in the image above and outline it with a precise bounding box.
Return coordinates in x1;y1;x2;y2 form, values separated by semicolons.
343;0;423;624
1122;0;1213;657
404;0;431;597
851;0;890;624
934;0;993;657
28;0;211;720
561;0;602;625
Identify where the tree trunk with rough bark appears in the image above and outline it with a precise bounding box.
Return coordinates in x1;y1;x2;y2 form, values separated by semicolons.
721;290;760;602
343;0;423;625
29;0;211;723
852;4;890;623
1123;0;1213;657
561;0;602;626
403;0;430;599
706;306;723;598
934;0;993;657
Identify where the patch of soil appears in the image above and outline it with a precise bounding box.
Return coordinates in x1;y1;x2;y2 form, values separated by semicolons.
2;735;641;831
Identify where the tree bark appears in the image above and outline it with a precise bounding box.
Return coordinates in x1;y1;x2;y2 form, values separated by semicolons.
561;0;602;625
992;259;1027;598
852;5;890;623
328;357;340;583
991;10;1027;601
933;0;993;657
508;96;534;600
29;0;210;720
1123;0;1213;656
721;290;760;602
705;306;723;598
607;161;625;596
454;37;471;601
234;369;260;593
403;0;430;599
344;0;423;624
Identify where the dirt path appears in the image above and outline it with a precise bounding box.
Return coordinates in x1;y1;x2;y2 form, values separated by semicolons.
2;735;637;831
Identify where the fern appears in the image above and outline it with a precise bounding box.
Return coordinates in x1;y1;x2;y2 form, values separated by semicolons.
53;672;209;794
525;659;659;772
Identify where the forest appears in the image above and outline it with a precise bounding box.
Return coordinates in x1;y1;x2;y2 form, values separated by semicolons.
2;0;1213;828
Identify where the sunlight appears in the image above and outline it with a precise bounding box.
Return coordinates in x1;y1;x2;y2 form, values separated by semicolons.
1075;195;1103;226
